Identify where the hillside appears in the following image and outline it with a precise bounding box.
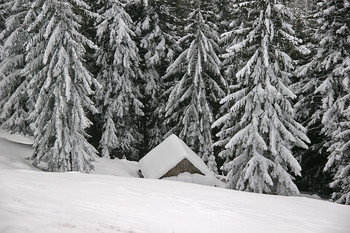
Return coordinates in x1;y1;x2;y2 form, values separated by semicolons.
0;131;349;233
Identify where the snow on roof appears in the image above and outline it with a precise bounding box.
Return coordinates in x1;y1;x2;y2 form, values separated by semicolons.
139;134;214;179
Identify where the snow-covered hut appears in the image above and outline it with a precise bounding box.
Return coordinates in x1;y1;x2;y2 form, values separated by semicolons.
139;134;221;187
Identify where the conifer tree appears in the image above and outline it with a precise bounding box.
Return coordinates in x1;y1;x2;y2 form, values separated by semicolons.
307;0;350;204
215;0;234;34
291;3;332;195
95;0;144;160
164;0;225;171
0;0;35;135
24;0;99;172
0;7;4;70
219;0;246;87
294;0;349;203
0;9;4;45
134;0;180;152
213;0;310;195
324;90;350;205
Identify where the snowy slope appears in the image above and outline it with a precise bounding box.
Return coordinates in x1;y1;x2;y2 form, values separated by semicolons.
0;128;33;145
0;137;35;171
0;135;350;233
92;156;140;178
0;129;140;177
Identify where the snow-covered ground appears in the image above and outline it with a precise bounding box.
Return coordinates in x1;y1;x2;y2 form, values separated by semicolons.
0;130;350;233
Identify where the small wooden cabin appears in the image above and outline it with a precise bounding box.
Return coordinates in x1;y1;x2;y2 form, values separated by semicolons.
139;134;219;187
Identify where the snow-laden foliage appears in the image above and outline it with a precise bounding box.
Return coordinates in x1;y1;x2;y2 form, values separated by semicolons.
0;0;35;136
294;0;350;204
214;0;310;195
304;0;350;205
219;0;247;86
23;0;99;172
0;11;3;55
135;0;180;152
324;92;350;205
95;0;144;160
290;1;333;196
165;2;226;172
215;0;234;33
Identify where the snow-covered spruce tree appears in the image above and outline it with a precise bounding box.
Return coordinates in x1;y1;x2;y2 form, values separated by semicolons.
0;10;4;42
95;0;144;160
291;4;333;195
0;0;36;136
215;0;235;34
213;0;310;195
133;0;180;152
24;0;99;172
0;7;4;66
324;90;350;205
164;1;226;171
213;0;244;169
219;0;247;87
309;0;350;204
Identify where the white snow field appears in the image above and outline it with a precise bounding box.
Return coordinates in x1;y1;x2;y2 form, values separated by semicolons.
1;131;350;233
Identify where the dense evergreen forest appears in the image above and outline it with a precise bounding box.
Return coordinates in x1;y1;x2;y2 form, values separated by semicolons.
0;0;349;204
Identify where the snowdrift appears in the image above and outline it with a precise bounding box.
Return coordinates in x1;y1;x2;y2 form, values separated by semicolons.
0;128;34;145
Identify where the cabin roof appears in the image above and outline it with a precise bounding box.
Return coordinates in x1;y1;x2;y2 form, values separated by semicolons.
139;134;213;179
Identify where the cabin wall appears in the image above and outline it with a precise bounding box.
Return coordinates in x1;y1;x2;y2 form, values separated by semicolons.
160;158;204;179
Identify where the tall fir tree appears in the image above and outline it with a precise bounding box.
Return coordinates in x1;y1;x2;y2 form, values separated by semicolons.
133;0;180;153
0;0;36;135
324;91;350;204
0;6;4;47
215;0;234;34
0;3;5;73
213;0;310;195
95;0;144;160
292;1;332;196
294;0;350;203
311;0;349;204
24;0;99;172
164;0;226;172
219;0;247;87
215;0;252;172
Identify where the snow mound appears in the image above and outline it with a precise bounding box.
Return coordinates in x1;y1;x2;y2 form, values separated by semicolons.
0;128;34;145
300;192;322;200
163;172;221;187
92;157;140;178
0;138;36;170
